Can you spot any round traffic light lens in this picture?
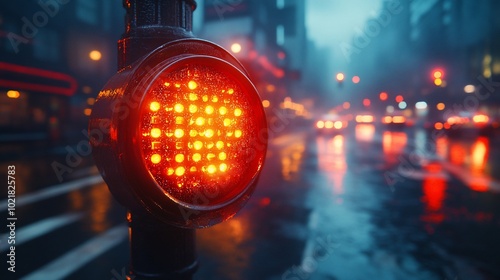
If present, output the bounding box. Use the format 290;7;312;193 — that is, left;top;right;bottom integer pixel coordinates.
140;59;265;207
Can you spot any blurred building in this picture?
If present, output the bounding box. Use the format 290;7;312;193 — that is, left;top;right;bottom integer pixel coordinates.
0;0;122;142
199;0;308;110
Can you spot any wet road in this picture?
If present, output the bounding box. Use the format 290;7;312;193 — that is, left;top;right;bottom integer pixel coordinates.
1;124;500;279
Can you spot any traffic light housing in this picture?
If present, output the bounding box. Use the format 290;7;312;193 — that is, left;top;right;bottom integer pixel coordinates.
89;38;267;228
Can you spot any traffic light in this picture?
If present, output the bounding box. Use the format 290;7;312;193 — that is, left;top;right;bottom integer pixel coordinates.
431;68;445;86
89;39;267;228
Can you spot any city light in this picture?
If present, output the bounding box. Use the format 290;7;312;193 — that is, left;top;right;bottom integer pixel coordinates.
89;50;102;61
336;72;345;82
386;105;395;113
398;101;407;109
434;78;443;86
363;98;371;107
464;85;475;93
343;102;350;110
395;95;404;103
352;76;360;84
230;43;242;54
436;103;446;111
379;92;388;101
6;90;20;99
262;100;270;108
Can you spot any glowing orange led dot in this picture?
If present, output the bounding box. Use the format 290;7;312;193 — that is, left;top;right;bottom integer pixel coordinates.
219;163;228;172
192;153;202;162
164;82;171;87
205;106;214;114
175;83;181;88
219;107;227;115
174;129;184;138
234;130;242;138
167;168;174;175
151;128;162;138
216;141;224;149
175;154;184;163
189;93;198;101
205;129;214;138
190;166;197;172
189;104;198;113
194;141;203;150
176;117;184;124
207;153;216;160
202;95;209;102
207;165;217;174
196;117;205;126
227;88;234;95
175;167;185;176
223;118;231;126
150;102;160;112
189;130;198;137
174;103;184;113
219;152;227;160
151;154;161;164
234;108;242;116
188;80;197;90
207;142;215;149
212;96;218;102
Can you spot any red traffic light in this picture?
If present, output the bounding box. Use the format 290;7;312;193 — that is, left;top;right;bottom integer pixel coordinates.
336;72;345;82
89;39;267;228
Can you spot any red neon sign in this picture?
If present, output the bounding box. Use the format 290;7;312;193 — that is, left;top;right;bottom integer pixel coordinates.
0;61;78;96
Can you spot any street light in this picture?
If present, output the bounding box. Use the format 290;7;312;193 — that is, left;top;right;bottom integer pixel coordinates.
336;72;345;82
230;43;242;54
89;50;102;61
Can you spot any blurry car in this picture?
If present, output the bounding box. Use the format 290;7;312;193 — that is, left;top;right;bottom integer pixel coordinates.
355;113;375;124
382;111;407;129
315;114;348;134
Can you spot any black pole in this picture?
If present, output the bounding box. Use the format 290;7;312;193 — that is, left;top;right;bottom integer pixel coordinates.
128;213;197;279
116;1;199;279
118;0;197;69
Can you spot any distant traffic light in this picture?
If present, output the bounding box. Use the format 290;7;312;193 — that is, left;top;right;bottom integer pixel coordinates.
336;72;345;82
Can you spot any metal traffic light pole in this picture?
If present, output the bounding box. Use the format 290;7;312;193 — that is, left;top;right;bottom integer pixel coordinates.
120;1;198;279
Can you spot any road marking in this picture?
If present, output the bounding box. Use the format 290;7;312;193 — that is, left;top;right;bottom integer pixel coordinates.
21;224;128;280
0;212;84;252
0;175;103;211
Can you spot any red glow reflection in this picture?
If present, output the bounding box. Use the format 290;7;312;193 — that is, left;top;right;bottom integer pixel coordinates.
382;131;407;166
449;142;466;165
421;163;447;225
317;135;347;196
435;137;448;159
469;137;489;192
355;124;375;142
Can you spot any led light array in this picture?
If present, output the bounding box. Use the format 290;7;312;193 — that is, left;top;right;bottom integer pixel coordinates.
140;65;254;201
